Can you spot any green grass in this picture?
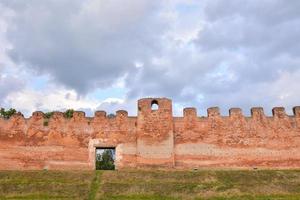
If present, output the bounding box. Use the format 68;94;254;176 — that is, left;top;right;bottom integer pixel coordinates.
88;171;102;200
0;170;93;200
0;170;300;200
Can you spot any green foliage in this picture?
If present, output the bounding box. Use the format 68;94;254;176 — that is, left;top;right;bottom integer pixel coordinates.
44;112;54;119
44;109;74;120
43;121;49;126
96;149;115;170
0;108;17;119
44;111;54;126
64;109;74;119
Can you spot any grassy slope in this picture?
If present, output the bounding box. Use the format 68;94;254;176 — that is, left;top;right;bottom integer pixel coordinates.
0;170;300;200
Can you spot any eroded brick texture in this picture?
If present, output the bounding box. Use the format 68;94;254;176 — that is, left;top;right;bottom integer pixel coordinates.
0;98;300;170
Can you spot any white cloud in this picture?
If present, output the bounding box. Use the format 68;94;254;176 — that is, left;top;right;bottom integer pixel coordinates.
3;86;129;117
4;88;97;115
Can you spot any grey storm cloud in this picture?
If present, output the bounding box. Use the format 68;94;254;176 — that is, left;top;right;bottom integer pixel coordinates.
126;0;300;114
1;0;300;115
1;0;165;93
0;72;24;105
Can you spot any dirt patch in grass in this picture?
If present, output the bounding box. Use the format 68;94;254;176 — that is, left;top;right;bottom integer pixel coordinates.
88;171;102;200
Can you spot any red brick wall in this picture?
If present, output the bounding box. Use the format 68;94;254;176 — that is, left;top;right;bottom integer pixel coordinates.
0;98;299;170
174;106;300;168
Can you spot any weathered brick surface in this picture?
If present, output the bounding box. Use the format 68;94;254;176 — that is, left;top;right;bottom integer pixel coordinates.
1;97;300;170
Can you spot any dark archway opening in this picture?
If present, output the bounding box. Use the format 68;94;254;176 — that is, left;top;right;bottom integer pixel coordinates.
95;147;116;170
151;100;159;110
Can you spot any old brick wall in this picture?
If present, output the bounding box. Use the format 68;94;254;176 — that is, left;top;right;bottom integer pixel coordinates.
174;106;300;168
0;110;137;170
136;98;174;167
0;97;300;170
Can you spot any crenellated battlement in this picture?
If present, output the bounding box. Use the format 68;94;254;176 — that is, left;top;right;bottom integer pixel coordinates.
180;106;300;119
2;106;300;122
251;107;264;118
1;98;300;170
0;110;134;122
294;106;300;117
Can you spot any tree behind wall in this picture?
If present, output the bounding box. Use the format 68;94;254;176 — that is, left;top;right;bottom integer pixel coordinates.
96;149;115;170
0;108;17;119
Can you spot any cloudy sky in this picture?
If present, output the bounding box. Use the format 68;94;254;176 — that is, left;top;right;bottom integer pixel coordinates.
0;0;299;117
